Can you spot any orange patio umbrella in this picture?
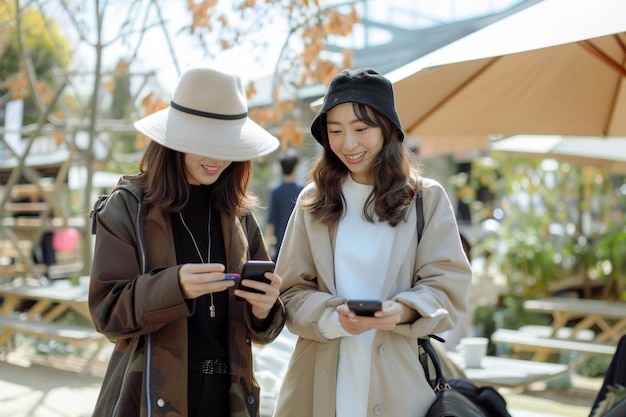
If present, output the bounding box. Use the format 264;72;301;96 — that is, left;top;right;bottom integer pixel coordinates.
386;0;626;145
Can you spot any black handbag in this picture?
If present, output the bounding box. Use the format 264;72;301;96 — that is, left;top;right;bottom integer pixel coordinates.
418;337;487;417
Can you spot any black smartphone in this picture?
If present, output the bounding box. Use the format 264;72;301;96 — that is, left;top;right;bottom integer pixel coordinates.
347;299;382;317
235;260;275;300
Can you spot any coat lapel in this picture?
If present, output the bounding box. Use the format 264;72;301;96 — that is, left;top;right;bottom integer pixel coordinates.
380;205;416;297
309;219;337;294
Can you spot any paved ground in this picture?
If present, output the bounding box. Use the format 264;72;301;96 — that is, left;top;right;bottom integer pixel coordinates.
0;360;101;417
0;338;601;417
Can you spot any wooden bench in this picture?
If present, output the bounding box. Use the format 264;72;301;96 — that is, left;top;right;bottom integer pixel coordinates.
446;350;570;389
491;328;616;356
0;315;104;347
0;315;108;374
515;324;595;341
0;238;44;280
0;279;109;374
3;201;50;215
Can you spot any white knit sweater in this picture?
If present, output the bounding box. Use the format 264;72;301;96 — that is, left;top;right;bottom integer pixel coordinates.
318;175;395;417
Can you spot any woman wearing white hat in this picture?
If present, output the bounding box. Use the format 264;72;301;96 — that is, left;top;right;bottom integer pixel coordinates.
89;67;284;417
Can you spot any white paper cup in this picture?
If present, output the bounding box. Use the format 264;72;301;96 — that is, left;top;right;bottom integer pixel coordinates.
459;337;488;368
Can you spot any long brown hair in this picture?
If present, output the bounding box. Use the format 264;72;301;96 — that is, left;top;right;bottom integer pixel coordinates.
131;141;257;215
302;102;420;227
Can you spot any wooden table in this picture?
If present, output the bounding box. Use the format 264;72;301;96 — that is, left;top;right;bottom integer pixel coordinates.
0;278;92;323
446;351;569;388
524;297;626;344
0;278;107;373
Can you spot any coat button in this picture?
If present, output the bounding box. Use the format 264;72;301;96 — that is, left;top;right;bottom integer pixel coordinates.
374;404;384;415
247;395;255;404
378;345;388;355
156;398;165;408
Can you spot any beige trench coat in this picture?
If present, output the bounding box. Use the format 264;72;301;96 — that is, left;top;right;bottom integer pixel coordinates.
273;177;472;417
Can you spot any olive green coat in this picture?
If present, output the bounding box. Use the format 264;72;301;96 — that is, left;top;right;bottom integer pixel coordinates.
89;177;284;417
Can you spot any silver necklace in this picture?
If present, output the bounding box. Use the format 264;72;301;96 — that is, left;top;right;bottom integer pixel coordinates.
179;209;216;318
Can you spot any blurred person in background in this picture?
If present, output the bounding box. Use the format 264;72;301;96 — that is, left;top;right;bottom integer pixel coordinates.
266;149;303;261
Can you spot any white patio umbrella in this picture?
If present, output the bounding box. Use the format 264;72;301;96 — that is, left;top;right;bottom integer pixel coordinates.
386;0;626;141
490;135;626;173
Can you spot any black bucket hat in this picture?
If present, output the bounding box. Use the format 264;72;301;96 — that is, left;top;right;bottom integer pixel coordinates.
310;68;404;144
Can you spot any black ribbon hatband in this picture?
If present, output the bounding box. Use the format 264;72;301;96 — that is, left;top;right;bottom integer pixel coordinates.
170;101;247;120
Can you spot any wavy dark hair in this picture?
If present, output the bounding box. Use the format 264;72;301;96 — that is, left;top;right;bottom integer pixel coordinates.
130;141;257;215
302;102;420;227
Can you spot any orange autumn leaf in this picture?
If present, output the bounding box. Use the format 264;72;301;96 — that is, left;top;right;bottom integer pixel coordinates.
258;107;280;124
7;71;30;99
140;92;168;116
324;9;358;37
35;81;54;104
51;110;65;122
279;120;303;149
187;0;217;34
342;49;354;69
102;77;115;92
246;82;257;100
317;60;339;85
265;108;281;124
135;133;151;151
53;132;65;147
114;59;129;76
248;108;263;125
276;100;295;113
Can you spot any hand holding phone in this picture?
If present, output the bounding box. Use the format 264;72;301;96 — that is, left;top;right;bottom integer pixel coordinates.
347;299;382;317
235;260;275;301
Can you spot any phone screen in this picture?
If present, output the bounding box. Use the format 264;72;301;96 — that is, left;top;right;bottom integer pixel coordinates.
347;299;382;317
235;260;275;300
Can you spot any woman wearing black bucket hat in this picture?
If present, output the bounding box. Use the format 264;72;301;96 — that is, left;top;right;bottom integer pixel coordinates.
273;68;472;417
89;67;284;417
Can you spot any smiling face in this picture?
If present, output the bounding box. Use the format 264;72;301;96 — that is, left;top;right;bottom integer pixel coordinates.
326;102;384;184
184;153;232;185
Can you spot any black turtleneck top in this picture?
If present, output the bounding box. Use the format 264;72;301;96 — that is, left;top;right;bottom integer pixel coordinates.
170;184;229;361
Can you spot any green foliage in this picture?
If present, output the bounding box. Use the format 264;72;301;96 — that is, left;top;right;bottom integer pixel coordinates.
0;3;72;124
472;296;548;343
460;155;626;302
591;224;626;299
0;3;72;81
576;354;612;378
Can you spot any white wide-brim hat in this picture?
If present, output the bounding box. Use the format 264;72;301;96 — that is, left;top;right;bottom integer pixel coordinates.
134;67;279;161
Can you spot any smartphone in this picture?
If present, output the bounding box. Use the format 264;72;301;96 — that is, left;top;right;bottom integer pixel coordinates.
235;260;275;300
347;299;382;317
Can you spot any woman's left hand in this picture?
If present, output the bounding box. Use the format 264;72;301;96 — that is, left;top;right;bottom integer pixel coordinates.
235;271;281;320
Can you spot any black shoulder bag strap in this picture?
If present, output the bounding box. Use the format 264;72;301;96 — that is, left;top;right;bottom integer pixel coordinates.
414;188;447;384
415;190;431;380
415;191;424;242
419;337;450;391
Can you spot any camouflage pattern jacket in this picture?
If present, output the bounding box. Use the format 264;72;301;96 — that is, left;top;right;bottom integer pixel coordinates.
89;177;284;417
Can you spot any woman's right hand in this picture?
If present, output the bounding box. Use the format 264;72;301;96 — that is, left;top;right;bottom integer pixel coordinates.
178;263;236;299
